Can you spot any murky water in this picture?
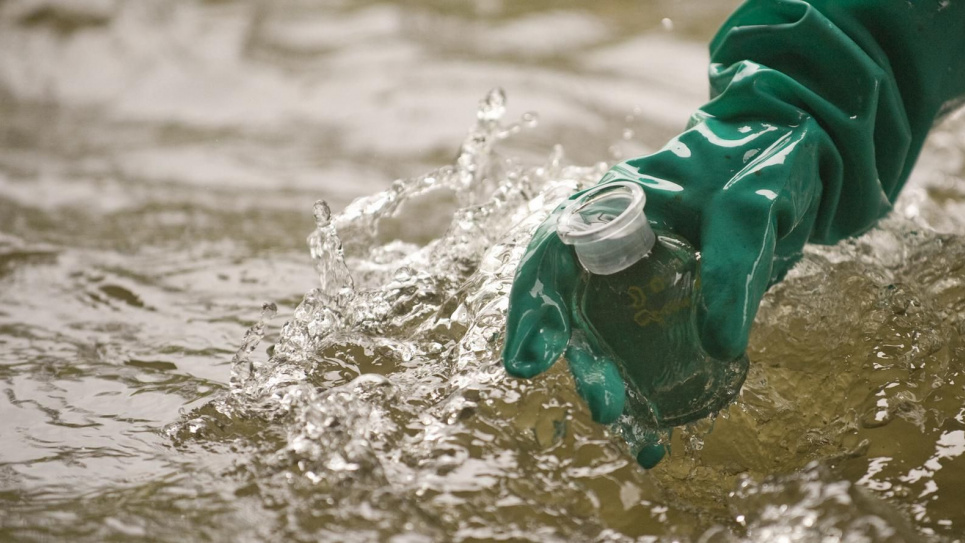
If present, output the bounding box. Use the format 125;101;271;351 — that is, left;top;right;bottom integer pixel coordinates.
2;1;965;542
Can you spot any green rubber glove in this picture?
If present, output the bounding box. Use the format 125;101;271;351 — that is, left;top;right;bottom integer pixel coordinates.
503;0;965;446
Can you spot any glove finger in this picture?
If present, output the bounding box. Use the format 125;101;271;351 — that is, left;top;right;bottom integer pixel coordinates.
503;214;580;379
636;441;668;469
564;330;626;424
695;197;778;361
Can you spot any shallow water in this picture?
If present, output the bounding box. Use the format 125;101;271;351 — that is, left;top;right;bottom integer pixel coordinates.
2;1;965;542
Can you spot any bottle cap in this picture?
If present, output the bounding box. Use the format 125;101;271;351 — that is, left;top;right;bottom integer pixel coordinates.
557;181;655;275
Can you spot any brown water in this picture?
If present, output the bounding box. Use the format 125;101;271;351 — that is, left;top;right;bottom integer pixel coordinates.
2;1;965;542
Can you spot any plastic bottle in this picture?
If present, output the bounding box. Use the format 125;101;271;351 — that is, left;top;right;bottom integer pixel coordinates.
557;180;749;467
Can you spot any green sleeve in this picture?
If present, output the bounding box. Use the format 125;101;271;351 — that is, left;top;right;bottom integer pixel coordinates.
706;0;965;243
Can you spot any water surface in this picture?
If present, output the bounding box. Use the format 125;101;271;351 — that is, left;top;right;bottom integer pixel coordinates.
2;1;964;541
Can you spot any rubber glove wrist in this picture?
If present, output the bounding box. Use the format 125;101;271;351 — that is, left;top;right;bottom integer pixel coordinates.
710;0;965;242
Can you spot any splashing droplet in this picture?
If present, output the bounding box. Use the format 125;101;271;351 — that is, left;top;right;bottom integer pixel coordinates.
549;144;565;169
521;111;539;128
314;200;332;228
229;302;278;396
309;200;355;296
478;88;507;122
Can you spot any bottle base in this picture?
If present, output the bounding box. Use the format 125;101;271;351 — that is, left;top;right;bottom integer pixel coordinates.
650;352;750;428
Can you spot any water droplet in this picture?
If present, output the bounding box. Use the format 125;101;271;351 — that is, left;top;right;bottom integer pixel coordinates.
549;144;565;168
499;123;523;138
314;200;332;228
477;87;507;122
521;111;539;127
393;266;414;283
622;128;635;140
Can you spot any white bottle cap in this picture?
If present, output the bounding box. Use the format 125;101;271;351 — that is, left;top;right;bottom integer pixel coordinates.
556;181;655;275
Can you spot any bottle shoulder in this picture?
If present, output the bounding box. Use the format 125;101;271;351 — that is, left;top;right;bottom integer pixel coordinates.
653;231;696;262
581;229;697;303
632;230;697;277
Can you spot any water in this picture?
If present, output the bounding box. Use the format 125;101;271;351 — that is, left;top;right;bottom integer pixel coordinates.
2;1;965;541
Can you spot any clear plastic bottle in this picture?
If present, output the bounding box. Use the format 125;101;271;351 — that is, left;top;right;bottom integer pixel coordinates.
557;181;749;465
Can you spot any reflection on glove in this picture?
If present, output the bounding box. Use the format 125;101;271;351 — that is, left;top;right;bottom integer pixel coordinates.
503;0;965;468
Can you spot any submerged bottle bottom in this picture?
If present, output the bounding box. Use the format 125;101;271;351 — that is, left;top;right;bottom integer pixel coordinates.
645;351;749;428
609;352;748;469
574;233;751;467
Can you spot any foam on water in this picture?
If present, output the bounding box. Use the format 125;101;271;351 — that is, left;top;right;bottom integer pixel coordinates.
168;92;965;542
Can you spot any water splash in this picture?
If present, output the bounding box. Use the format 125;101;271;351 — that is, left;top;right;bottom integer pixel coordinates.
310;200;354;297
167;92;965;541
230;302;278;397
168;90;649;541
710;463;920;543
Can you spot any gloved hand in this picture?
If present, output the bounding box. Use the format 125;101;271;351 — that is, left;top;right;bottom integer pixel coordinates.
503;116;828;426
503;0;965;454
